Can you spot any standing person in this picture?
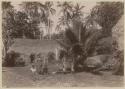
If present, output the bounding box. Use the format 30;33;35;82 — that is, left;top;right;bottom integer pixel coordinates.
30;64;37;81
55;47;59;61
35;53;43;74
30;53;35;63
42;56;48;75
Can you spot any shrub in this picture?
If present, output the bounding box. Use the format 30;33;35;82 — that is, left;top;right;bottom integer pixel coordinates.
96;37;113;54
3;50;20;67
15;55;25;67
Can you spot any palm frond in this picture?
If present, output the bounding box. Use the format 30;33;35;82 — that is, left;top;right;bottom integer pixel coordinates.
45;1;53;8
84;30;102;56
55;25;61;31
79;6;85;10
50;8;56;15
55;39;70;50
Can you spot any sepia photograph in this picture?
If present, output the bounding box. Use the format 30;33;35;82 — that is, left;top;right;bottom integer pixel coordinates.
1;0;124;87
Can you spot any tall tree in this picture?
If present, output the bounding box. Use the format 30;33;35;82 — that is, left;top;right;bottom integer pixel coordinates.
2;2;15;61
57;2;85;41
44;1;56;39
91;2;124;36
21;2;45;23
21;1;56;39
72;3;85;42
13;11;29;38
72;3;84;20
20;2;46;38
57;1;73;28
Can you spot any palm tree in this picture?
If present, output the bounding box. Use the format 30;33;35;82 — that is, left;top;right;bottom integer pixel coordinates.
22;1;56;39
91;2;124;36
57;1;73;28
56;2;85;72
21;2;46;22
44;1;56;39
56;2;85;42
72;3;85;42
55;1;74;41
20;2;46;39
2;1;14;64
55;2;104;72
72;3;84;19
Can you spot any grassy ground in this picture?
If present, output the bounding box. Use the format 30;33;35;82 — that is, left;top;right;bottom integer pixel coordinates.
3;39;124;87
2;66;124;87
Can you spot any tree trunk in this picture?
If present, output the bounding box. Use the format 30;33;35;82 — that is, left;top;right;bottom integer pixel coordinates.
49;27;51;40
33;31;35;39
40;32;41;40
22;30;25;39
2;45;6;60
79;26;81;42
2;43;8;65
48;19;51;40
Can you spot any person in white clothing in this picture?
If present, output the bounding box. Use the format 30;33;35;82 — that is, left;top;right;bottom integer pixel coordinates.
30;64;37;81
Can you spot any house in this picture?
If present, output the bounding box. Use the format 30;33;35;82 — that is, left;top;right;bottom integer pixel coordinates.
8;38;61;64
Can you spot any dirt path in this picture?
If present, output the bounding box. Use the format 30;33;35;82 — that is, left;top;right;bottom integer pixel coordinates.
2;67;124;87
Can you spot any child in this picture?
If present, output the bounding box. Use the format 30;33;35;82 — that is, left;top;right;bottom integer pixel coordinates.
35;53;43;74
42;56;48;75
30;64;37;81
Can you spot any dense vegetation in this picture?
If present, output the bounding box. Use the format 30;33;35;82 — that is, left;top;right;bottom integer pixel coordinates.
2;1;124;75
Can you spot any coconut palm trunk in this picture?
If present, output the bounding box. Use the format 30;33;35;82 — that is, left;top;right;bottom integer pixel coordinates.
2;44;7;60
48;19;51;39
79;26;81;42
33;31;35;39
40;32;42;40
22;30;25;38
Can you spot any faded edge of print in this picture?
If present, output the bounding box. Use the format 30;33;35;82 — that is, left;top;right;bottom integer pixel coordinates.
1;0;124;88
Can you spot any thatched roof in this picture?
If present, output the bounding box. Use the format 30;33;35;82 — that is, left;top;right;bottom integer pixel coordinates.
8;39;60;55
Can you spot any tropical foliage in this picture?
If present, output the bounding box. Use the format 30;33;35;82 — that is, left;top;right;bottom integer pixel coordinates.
91;2;124;36
2;2;15;61
56;2;124;73
2;1;124;75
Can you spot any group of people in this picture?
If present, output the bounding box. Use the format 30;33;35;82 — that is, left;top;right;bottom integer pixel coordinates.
29;45;87;81
30;53;49;81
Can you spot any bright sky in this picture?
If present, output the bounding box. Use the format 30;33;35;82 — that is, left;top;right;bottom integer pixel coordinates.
11;1;97;35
